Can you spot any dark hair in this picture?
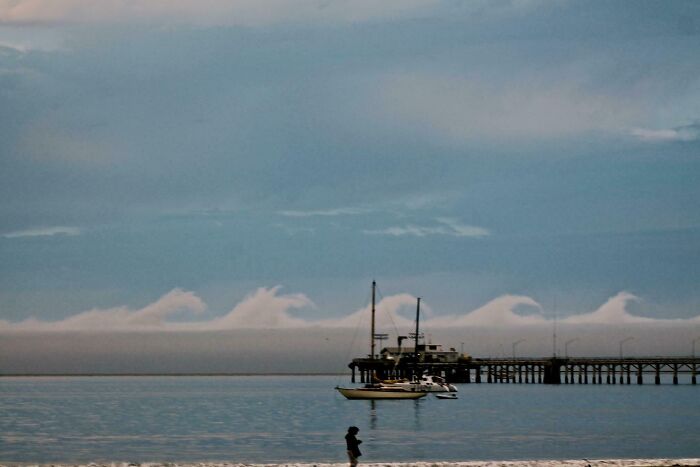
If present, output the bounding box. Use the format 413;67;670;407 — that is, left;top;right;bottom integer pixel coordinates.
347;426;359;434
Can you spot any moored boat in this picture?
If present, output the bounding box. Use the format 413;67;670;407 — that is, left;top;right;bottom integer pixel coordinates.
335;281;429;400
336;384;428;400
377;297;459;393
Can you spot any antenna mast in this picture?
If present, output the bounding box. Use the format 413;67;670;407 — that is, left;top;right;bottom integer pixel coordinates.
370;280;376;360
552;297;558;357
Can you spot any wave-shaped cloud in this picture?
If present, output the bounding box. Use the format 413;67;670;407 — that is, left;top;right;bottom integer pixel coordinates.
431;295;545;327
1;286;698;333
0;288;205;332
562;292;654;325
202;286;313;330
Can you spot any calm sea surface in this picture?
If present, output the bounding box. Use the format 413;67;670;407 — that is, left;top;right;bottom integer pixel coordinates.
1;375;699;463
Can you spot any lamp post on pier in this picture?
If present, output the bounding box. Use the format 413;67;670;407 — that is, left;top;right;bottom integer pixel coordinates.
619;337;634;359
692;337;700;358
512;339;526;359
565;338;579;358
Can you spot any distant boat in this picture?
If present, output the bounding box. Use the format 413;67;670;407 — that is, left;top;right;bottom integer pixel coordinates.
335;281;428;400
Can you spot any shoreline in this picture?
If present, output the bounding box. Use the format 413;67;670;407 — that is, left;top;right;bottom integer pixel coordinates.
3;460;700;467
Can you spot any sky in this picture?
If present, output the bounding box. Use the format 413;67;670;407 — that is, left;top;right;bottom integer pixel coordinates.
1;0;700;373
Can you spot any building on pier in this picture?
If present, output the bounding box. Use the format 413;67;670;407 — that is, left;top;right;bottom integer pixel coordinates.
380;344;461;363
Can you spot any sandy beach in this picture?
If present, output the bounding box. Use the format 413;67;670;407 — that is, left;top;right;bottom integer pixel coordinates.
3;461;700;467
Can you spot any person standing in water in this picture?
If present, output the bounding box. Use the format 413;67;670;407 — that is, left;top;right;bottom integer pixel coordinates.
345;426;362;466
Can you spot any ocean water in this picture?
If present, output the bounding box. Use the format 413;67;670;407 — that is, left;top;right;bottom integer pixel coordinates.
1;375;699;464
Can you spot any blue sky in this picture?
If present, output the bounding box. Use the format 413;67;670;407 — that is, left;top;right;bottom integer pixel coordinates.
1;1;700;370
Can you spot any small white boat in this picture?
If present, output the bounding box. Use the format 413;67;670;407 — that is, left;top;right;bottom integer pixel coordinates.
379;374;457;392
336;385;428;400
435;392;458;400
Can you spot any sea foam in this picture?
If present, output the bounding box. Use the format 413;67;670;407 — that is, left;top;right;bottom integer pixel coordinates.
3;460;700;467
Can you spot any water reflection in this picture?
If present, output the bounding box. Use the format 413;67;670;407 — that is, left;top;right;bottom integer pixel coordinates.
413;398;422;431
369;400;377;430
365;398;424;432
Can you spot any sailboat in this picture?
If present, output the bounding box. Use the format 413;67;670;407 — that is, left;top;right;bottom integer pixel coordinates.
335;282;428;400
377;297;458;393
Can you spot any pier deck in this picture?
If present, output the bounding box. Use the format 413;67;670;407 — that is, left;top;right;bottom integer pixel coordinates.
349;356;700;385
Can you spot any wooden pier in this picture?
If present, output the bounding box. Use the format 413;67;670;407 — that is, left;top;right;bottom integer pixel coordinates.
349;356;700;385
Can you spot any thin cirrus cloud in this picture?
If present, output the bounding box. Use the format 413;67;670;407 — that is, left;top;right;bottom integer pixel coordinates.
279;207;372;218
362;71;646;144
630;123;700;143
2;226;81;238
0;0;437;26
364;218;490;238
2;287;698;333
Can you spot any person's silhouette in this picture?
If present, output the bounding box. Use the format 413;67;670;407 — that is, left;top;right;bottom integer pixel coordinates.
345;426;362;466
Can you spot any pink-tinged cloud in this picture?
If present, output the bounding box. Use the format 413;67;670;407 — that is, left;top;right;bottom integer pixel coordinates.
0;0;437;26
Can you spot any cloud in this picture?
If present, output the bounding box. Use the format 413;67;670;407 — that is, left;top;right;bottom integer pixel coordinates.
2;226;81;238
205;286;314;329
631;123;700;143
279;207;371;218
364;218;489;238
431;295;545;327
363;71;645;144
0;0;437;26
2;287;699;334
561;292;656;325
318;293;419;329
1;288;206;331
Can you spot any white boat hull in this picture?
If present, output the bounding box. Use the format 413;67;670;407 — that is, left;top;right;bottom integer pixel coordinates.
379;375;458;393
336;386;428;400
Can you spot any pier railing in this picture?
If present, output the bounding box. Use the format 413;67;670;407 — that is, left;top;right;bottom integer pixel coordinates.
348;356;700;385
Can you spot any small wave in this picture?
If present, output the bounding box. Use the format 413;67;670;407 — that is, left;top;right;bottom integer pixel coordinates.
2;460;700;467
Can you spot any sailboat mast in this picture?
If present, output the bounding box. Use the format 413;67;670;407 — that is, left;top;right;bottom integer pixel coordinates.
370;280;376;360
414;297;421;374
